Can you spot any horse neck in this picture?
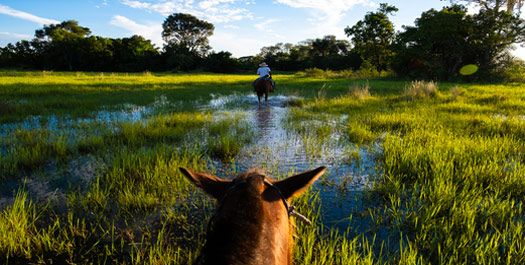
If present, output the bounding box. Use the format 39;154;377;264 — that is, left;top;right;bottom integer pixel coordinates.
199;192;292;265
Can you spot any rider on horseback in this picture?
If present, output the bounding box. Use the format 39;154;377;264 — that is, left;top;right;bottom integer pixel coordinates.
253;62;275;92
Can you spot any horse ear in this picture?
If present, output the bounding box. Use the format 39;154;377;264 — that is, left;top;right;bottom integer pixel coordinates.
179;168;231;200
274;166;327;199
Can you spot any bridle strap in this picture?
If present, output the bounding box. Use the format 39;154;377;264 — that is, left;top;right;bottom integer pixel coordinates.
263;180;312;225
263;180;291;217
207;178;312;235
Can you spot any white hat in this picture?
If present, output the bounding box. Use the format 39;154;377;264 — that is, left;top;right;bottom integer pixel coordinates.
259;62;268;67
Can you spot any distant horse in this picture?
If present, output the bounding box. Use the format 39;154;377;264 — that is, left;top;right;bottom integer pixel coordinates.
253;78;274;106
179;166;327;265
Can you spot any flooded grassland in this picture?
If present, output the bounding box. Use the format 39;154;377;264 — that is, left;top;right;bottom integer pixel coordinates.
1;71;525;264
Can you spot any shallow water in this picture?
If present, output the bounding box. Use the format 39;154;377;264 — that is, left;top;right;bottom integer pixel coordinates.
1;93;378;231
0;95;176;138
203;94;377;230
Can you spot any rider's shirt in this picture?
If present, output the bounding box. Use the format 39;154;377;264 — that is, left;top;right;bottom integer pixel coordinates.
257;66;271;78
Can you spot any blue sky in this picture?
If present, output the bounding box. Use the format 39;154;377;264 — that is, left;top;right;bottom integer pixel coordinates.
1;0;524;58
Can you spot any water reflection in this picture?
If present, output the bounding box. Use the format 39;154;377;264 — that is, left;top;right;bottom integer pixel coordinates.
256;107;272;134
0;95;179;138
206;94;377;231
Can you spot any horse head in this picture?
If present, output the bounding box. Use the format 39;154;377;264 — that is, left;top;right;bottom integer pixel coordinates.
179;166;327;265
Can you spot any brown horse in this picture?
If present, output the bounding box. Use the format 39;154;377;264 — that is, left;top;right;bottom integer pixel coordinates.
253;78;274;106
179;166;327;265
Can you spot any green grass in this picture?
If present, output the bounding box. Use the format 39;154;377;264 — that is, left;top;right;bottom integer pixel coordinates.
0;70;426;123
1;70;525;264
206;111;254;161
288;78;525;263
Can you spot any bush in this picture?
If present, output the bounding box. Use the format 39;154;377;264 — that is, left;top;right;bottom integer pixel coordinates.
501;58;525;83
302;67;326;78
297;67;391;79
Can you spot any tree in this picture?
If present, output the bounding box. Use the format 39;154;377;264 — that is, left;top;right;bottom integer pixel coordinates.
451;0;523;13
254;36;359;71
1;20;163;71
203;51;240;73
392;3;525;80
451;0;525;72
112;35;159;71
392;5;473;79
35;20;91;41
257;42;301;70
471;8;525;73
237;56;263;71
162;13;214;57
308;35;349;57
34;20;92;70
0;41;36;68
345;3;398;75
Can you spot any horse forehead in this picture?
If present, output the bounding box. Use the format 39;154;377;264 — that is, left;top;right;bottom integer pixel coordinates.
230;170;276;194
234;170;272;181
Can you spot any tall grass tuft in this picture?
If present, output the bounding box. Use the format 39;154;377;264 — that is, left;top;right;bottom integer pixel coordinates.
404;80;438;100
207;112;253;161
347;121;375;144
0;190;37;259
449;86;463;101
0;190;73;262
348;82;371;100
1;129;69;179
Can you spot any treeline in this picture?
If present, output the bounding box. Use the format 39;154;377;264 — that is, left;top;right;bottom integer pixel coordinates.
0;21;161;72
263;1;525;81
246;36;362;72
0;16;361;73
1;0;525;81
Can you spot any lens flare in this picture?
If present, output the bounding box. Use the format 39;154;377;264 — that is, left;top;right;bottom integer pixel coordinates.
459;64;478;75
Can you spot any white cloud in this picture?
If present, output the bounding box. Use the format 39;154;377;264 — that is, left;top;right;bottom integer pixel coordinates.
122;0;154;9
97;0;109;8
275;0;374;37
199;0;236;9
254;18;281;32
0;4;59;25
512;45;525;60
224;25;240;29
110;15;163;47
465;2;481;15
120;0;252;23
121;0;181;16
276;0;370;11
0;32;31;39
209;31;272;57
